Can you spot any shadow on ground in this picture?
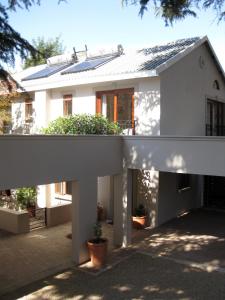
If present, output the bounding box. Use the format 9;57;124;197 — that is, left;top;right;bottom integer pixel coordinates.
3;252;225;300
133;209;225;270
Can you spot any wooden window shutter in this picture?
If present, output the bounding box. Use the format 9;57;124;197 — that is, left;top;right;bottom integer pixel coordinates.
96;93;102;114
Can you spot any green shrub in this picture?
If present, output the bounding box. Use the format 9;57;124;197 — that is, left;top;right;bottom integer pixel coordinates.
42;114;122;135
16;187;37;209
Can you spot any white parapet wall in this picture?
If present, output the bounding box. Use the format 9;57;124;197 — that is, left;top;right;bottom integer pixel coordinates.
0;208;29;234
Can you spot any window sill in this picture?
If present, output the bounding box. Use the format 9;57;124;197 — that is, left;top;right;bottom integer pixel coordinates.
55;194;72;201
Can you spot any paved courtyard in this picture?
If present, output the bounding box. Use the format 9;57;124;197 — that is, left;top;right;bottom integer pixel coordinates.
3;252;225;300
1;209;225;299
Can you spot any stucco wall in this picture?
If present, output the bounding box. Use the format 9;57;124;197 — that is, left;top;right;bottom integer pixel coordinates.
0;208;29;234
12;99;26;133
46;203;72;227
134;77;160;135
160;43;225;136
12;77;160;136
0;135;122;190
134;169;159;227
158;172;201;225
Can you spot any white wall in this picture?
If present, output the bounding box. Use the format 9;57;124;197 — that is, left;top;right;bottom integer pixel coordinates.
0;135;122;190
134;77;160;135
160;43;225;136
11;99;25;133
158;172;201;225
134;169;159;227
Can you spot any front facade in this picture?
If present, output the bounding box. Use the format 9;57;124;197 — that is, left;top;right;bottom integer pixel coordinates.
10;36;225;228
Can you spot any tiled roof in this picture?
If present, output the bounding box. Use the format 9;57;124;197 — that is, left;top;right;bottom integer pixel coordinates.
13;37;201;87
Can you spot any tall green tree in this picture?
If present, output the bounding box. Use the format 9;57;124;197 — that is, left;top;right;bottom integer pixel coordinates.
23;36;65;69
123;0;225;25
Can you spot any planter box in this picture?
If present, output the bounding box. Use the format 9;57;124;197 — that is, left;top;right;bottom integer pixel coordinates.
0;207;29;234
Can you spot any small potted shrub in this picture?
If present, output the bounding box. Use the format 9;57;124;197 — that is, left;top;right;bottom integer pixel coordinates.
16;187;37;217
87;222;108;268
132;204;147;229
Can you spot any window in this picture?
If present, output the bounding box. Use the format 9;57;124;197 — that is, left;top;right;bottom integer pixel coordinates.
55;181;72;196
213;80;220;90
25;99;33;122
63;94;72;116
177;174;191;192
96;88;134;132
206;99;225;136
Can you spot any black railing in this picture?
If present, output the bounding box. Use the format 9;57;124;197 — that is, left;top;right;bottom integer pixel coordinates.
206;124;225;136
29;207;47;230
117;120;136;135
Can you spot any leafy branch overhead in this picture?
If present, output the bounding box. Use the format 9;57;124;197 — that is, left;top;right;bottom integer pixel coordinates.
123;0;225;24
0;0;65;79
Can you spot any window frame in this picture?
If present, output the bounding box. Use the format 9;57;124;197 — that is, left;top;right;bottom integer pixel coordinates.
25;98;33;122
96;88;134;126
63;94;73;116
55;181;72;196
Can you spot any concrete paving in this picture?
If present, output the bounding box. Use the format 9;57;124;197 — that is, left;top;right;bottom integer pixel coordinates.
2;209;225;299
0;223;73;296
133;209;225;271
3;252;225;300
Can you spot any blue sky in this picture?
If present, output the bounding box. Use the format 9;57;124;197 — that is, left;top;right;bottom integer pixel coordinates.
7;0;225;69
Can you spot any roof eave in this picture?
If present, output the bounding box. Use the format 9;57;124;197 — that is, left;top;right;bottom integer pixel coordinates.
17;70;158;92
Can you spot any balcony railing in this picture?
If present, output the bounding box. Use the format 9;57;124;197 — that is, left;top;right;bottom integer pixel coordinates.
117;120;136;135
206;124;225;136
2;120;136;135
2;123;33;135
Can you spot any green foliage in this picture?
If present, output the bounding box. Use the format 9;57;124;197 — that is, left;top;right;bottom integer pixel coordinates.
93;222;102;241
42;114;122;135
0;1;64;81
23;36;65;69
16;187;37;209
134;204;146;217
123;0;225;24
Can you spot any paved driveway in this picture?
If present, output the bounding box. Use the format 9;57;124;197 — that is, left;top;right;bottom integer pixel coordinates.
3;252;225;300
2;209;225;298
133;209;225;271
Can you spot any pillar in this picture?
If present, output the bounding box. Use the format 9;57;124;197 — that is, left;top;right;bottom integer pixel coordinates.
71;177;97;264
113;168;132;247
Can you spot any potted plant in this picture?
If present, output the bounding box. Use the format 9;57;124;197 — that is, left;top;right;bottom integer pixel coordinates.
87;222;108;268
132;204;147;229
16;187;37;217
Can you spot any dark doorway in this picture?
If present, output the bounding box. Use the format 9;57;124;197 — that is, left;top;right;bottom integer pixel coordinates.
204;176;225;209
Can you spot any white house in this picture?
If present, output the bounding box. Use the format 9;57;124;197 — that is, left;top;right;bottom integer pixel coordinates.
10;35;225;231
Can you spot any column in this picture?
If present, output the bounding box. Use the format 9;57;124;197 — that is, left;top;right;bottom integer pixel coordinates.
33;90;49;132
113;168;132;247
71;177;97;264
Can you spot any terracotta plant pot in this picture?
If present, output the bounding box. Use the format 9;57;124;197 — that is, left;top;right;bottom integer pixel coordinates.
87;238;108;268
132;215;147;229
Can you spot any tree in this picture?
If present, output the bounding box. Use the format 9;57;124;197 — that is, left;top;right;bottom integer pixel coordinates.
42;114;122;135
123;0;225;25
0;1;64;79
23;36;65;69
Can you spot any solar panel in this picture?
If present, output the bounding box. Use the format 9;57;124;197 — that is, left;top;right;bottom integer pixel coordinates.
61;56;116;75
22;63;71;81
